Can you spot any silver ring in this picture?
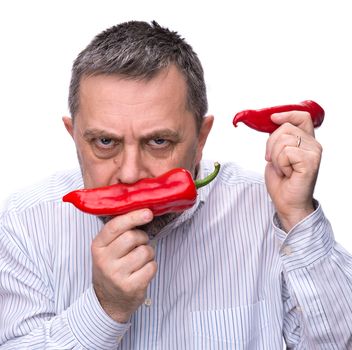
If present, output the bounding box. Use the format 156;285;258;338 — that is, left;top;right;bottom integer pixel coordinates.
296;135;302;148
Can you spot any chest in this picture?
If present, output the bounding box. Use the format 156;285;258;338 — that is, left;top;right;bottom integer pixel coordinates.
120;217;283;349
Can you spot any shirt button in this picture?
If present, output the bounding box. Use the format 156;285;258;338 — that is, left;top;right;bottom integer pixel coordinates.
282;246;292;256
144;298;152;307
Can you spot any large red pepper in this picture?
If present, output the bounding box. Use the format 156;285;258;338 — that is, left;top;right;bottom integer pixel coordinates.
232;100;325;133
63;162;220;217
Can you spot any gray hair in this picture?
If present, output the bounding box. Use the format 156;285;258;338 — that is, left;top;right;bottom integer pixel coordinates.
68;20;208;131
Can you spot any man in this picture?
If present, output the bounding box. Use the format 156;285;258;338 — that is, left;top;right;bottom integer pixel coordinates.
1;20;351;349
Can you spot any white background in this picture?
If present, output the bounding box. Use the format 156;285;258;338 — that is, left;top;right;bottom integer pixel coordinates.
0;1;351;250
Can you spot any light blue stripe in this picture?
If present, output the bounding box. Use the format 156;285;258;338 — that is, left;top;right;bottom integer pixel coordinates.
1;160;352;348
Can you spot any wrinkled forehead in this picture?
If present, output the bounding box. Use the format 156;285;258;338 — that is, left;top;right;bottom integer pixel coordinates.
73;67;197;137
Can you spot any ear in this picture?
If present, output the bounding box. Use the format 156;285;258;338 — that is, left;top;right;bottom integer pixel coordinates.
62;116;74;138
195;115;214;164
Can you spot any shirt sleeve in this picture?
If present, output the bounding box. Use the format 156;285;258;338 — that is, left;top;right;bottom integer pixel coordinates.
0;216;130;349
274;203;352;347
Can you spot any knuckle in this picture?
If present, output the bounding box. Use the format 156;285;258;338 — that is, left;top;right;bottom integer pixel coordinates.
137;244;155;260
149;260;158;273
103;218;120;235
317;142;323;154
301;111;311;119
107;211;142;234
137;262;158;290
145;261;158;278
304;155;320;173
94;257;114;281
280;122;292;131
277;134;292;149
123;230;138;245
135;229;149;241
124;229;148;247
91;246;105;266
93;257;106;273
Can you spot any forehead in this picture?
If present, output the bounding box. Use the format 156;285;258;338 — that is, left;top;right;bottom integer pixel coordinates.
75;66;196;135
79;66;187;110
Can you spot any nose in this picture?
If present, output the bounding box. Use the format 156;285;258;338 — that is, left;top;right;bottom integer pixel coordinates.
115;146;148;184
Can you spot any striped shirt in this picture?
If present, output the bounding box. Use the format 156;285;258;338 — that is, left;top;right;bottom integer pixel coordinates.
1;160;352;349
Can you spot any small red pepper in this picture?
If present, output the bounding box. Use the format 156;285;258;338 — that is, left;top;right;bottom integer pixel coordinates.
232;100;325;133
63;162;220;217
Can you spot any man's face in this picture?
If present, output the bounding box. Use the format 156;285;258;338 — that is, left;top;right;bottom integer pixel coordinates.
64;65;213;193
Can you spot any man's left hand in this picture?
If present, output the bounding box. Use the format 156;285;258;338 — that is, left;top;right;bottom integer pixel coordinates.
264;111;323;232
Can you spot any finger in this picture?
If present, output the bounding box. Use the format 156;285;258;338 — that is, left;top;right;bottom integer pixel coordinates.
276;146;301;178
92;232;153;282
109;229;150;259
127;260;158;290
270;110;315;135
266;132;298;162
268;146;304;179
267;133;307;177
266;124;317;162
94;209;153;247
121;244;156;274
272;138;321;179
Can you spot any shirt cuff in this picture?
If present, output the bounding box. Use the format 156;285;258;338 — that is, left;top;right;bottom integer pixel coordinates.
65;285;130;349
273;201;334;272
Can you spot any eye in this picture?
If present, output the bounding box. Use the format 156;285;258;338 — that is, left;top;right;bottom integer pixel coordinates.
90;137;121;159
148;138;170;148
95;137;115;149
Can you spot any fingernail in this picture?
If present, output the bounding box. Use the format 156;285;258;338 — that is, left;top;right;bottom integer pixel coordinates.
143;209;153;221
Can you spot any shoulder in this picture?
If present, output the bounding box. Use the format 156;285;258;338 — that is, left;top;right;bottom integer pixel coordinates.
201;159;265;187
198;160;269;208
1;169;83;215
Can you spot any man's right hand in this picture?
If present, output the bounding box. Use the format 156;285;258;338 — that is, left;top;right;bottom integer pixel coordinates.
91;209;157;323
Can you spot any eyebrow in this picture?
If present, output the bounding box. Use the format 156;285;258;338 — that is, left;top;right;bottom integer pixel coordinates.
141;129;180;141
83;129;117;138
82;129;123;141
82;128;180;141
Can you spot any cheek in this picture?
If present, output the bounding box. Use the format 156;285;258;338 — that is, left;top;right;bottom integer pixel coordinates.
76;144;116;188
160;141;198;174
181;140;198;166
82;161;118;188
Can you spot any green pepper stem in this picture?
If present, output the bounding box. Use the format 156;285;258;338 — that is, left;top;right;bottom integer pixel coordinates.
195;162;220;189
